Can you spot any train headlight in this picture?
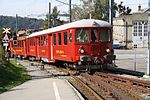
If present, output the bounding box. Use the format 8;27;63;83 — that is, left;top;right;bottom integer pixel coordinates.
106;48;110;53
79;46;85;54
80;49;84;54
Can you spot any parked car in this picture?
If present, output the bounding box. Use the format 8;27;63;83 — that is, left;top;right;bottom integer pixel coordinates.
113;40;120;49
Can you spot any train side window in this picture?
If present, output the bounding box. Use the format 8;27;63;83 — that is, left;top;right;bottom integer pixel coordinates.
43;35;48;46
69;32;72;42
58;33;61;45
64;32;67;45
22;41;24;47
38;37;40;46
41;36;43;46
33;38;35;46
53;34;56;45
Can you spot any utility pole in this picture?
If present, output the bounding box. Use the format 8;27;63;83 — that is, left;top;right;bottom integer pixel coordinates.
15;14;18;36
14;14;18;62
109;0;114;26
48;2;51;28
147;0;150;76
69;0;71;22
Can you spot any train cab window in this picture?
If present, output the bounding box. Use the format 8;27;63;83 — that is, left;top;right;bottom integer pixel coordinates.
64;32;67;45
91;29;98;43
76;28;89;43
100;29;111;41
58;33;61;45
53;34;56;45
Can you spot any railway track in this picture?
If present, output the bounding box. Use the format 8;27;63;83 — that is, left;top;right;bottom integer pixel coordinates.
22;60;150;99
81;72;150;100
68;76;103;100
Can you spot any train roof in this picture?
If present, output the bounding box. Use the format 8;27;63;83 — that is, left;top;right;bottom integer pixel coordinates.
28;19;111;38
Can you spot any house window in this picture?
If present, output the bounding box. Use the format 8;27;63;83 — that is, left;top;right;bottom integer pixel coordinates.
133;21;148;37
138;22;142;36
133;22;138;36
144;22;148;36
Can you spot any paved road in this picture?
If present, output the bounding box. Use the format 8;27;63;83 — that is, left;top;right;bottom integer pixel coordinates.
0;60;82;100
114;48;148;74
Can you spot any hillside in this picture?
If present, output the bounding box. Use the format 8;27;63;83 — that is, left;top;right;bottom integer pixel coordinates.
0;15;44;32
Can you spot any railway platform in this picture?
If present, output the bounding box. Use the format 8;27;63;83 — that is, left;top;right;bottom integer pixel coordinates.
0;60;83;100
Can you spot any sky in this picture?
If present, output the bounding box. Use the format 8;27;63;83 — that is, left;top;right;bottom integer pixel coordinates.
0;0;148;19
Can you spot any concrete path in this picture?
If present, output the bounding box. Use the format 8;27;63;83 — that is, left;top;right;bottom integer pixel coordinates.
0;60;82;100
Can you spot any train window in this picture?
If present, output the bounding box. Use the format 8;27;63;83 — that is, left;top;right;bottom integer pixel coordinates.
53;34;56;45
21;41;22;47
91;29;98;43
33;38;35;46
41;36;43;46
22;41;23;47
38;37;40;46
76;28;89;43
69;30;72;42
58;33;61;45
64;32;67;45
44;36;48;45
69;32;72;42
100;29;111;41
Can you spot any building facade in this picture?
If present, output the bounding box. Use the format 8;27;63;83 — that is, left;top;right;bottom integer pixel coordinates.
113;6;148;48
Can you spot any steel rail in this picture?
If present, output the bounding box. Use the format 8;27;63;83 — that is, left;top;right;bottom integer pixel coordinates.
68;76;103;100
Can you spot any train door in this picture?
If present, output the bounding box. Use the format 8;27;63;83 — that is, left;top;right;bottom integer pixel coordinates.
48;34;54;61
36;37;40;58
23;40;26;57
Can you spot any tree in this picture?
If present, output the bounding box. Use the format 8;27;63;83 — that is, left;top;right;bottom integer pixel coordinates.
43;6;64;29
71;0;118;21
118;2;132;15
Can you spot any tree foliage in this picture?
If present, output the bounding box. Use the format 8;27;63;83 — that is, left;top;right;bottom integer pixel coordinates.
0;16;44;33
72;0;118;21
43;6;64;29
118;2;132;16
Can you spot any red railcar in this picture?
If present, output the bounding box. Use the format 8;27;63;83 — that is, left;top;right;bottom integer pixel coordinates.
9;37;27;58
10;19;116;71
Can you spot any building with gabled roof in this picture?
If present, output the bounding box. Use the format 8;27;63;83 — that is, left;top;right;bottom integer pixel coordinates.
113;5;148;48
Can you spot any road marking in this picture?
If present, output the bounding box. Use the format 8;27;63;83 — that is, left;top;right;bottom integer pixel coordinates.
53;81;61;100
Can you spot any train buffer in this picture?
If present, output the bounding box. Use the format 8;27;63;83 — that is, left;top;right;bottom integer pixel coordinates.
30;62;44;69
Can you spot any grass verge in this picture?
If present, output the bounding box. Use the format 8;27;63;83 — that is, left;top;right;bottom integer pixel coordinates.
0;60;31;93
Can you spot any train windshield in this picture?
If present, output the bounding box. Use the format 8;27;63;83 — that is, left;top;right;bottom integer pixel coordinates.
76;28;89;43
100;29;111;41
91;29;98;43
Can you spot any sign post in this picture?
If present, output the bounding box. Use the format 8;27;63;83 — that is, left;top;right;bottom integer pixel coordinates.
134;44;137;71
2;28;11;62
147;0;150;76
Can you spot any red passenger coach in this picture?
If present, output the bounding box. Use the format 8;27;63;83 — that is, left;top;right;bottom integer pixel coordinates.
10;19;116;71
9;37;27;58
28;19;116;71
